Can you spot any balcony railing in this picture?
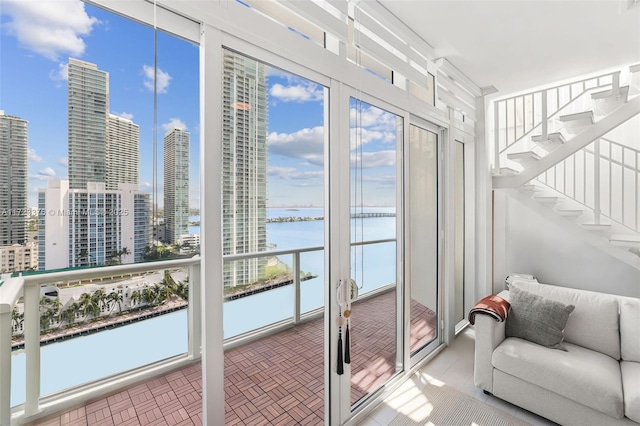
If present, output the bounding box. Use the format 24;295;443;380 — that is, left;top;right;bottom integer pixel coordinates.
1;238;395;425
0;257;201;426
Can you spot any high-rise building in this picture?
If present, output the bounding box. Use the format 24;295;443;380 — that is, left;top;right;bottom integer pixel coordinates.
68;58;109;190
221;51;268;287
0;243;38;273
38;180;150;270
163;129;190;244
107;114;139;190
0;110;28;246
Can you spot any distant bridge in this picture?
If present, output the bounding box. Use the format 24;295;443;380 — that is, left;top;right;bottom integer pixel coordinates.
267;212;395;223
350;212;396;218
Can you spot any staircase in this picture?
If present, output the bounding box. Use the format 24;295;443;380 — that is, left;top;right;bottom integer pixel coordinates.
491;64;640;270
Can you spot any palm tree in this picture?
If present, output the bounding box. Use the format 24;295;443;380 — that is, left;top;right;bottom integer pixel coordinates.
108;292;123;315
79;292;99;321
120;247;131;261
130;290;141;308
92;289;107;314
141;287;157;305
11;307;24;333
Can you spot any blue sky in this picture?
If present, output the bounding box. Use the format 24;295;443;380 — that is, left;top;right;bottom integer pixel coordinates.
0;0;398;209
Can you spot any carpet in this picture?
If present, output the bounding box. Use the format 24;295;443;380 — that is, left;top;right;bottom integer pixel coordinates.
388;383;532;426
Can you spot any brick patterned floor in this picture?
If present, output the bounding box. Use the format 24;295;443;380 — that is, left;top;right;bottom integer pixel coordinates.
33;289;435;426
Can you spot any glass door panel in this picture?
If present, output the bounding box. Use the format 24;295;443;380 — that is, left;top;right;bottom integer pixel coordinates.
221;49;327;424
349;98;402;407
408;125;439;357
454;141;466;324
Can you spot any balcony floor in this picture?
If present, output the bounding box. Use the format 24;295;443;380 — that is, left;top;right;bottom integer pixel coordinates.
32;289;436;426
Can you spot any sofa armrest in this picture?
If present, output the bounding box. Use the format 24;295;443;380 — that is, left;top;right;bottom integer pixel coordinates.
473;290;509;393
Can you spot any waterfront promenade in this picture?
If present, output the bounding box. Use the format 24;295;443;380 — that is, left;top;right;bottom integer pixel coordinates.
11;297;188;350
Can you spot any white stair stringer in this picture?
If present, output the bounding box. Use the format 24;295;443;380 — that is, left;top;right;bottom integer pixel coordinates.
494;95;640;189
503;188;640;272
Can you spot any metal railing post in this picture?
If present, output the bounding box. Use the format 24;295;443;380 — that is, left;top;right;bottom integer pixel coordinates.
612;71;620;97
541;90;548;140
0;309;11;426
293;252;301;324
24;283;41;417
494;101;500;169
188;261;202;359
594;139;601;225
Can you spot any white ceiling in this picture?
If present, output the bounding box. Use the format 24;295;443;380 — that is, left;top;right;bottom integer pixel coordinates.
379;0;640;96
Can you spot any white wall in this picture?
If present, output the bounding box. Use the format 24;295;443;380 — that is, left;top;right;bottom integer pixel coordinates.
496;195;640;298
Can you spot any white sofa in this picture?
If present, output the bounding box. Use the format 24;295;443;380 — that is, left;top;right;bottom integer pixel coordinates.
474;281;640;425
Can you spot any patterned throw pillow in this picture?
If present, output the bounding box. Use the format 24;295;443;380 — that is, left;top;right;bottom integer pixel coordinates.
506;286;576;351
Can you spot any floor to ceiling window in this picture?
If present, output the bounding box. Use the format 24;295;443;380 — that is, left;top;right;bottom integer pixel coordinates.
408;123;441;363
348;97;403;407
221;48;328;425
1;0;199;407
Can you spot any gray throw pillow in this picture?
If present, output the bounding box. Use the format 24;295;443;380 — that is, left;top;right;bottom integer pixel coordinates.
506;286;575;351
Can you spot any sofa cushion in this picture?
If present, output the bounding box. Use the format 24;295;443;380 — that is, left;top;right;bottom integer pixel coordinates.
505;286;575;350
492;337;624;419
620;298;640;362
511;281;620;359
621;361;640;423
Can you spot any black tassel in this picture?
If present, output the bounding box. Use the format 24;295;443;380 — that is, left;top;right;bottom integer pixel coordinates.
344;323;350;364
337;329;344;375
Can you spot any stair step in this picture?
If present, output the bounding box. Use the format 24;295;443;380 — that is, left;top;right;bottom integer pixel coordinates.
559;111;594;135
518;184;543;193
507;151;542;167
492;167;519;176
531;132;566;153
610;234;640;249
592;86;629;116
555;209;584;218
532;196;560;205
581;223;612;235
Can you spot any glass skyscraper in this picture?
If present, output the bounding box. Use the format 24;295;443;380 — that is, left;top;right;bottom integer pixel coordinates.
0;110;28;246
222;51;268;288
163;128;190;244
67;58;109;190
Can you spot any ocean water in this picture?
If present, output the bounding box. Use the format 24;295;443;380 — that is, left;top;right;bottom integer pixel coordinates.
11;208;397;407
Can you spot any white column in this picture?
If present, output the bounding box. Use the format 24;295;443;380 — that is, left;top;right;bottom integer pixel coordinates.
0;310;11;426
24;283;40;416
200;23;225;425
292;252;301;324
188;260;202;359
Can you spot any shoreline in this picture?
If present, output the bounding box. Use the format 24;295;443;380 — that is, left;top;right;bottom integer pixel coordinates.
11;299;187;350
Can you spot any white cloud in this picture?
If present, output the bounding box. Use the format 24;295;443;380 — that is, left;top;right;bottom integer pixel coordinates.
49;62;68;84
143;65;172;94
2;0;98;61
351;150;396;168
38;167;56;177
350;105;398;134
161;118;187;133
270;82;323;103
267;126;324;166
112;111;134;120
58;157;68;167
350;128;396;148
268;167;323;181
28;148;43;163
141;182;153;190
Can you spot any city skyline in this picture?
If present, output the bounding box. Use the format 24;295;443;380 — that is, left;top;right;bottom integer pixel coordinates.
0;0;399;211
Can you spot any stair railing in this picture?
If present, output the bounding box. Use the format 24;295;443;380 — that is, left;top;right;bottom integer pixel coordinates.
493;71;621;170
535;137;640;234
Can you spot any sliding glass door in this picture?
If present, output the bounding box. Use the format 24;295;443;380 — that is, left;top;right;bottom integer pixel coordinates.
408;123;441;363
